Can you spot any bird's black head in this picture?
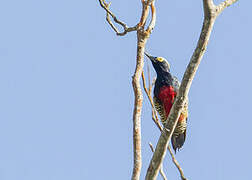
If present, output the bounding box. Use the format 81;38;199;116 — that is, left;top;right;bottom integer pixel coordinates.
144;52;170;75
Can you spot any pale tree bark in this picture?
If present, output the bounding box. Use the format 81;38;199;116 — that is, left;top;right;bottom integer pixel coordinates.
149;143;167;180
145;0;238;179
99;0;156;179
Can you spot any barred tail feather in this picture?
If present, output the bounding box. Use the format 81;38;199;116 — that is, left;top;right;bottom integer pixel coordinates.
171;130;186;153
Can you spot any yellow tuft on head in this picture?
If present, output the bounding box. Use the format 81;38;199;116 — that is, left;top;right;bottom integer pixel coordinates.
156;57;165;62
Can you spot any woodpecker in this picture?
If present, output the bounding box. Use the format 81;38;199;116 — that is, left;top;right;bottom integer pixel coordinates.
145;52;188;153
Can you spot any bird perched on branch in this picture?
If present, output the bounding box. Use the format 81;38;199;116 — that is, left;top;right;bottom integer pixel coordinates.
145;52;188;153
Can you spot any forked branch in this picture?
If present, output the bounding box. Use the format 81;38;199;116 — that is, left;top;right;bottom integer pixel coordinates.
145;0;238;179
99;0;138;36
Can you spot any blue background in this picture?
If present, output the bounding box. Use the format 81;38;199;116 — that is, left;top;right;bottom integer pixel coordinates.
0;0;250;179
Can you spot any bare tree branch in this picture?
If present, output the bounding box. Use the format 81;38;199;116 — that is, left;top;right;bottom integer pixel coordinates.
167;146;187;180
138;0;150;28
145;0;238;179
131;1;157;179
131;42;144;180
146;1;156;34
216;0;238;15
99;0;138;36
142;71;187;180
99;0;157;178
149;143;167;180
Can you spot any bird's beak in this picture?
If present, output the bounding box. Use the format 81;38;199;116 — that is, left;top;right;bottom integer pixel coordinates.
144;52;151;58
144;52;155;62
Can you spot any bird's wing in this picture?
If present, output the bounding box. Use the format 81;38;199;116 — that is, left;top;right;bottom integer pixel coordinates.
153;96;167;124
172;75;188;114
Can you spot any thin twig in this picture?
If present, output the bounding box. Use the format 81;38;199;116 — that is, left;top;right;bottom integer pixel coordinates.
138;1;150;27
167;146;187;180
142;71;187;180
105;3;118;33
149;143;167;180
146;1;156;34
141;72;162;131
145;0;238;179
99;0;138;36
216;0;238;15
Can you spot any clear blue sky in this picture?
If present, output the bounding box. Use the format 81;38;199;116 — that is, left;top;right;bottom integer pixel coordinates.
0;0;250;180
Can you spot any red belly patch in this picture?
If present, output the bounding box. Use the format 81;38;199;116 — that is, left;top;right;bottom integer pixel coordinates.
158;86;177;118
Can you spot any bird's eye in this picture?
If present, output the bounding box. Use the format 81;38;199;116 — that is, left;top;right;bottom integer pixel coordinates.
156;57;164;62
